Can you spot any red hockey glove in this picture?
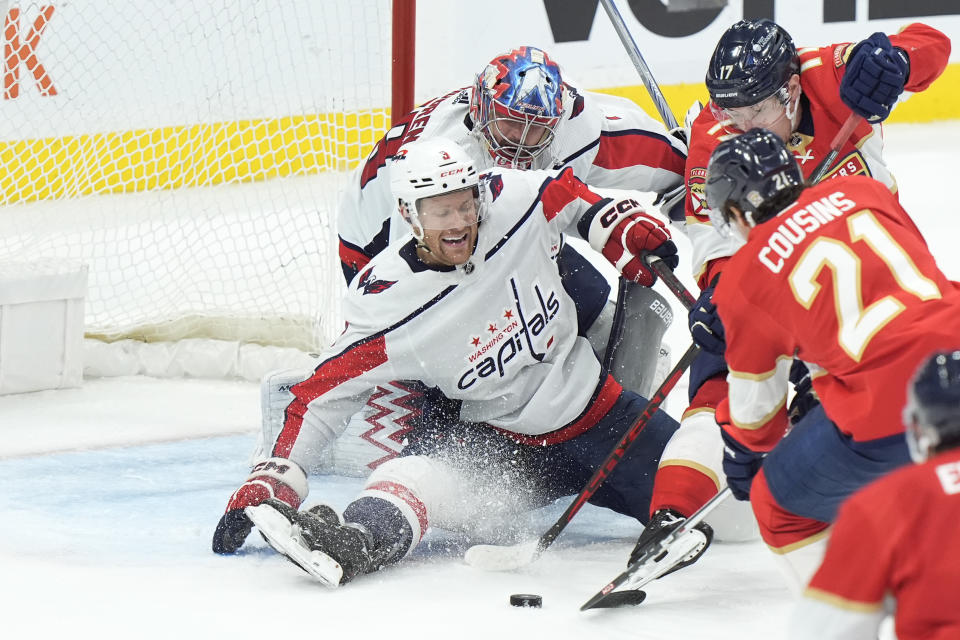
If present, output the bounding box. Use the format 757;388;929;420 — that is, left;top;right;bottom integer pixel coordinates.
587;198;678;286
212;457;309;554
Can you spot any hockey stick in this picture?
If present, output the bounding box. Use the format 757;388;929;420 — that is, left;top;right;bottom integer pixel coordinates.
651;258;696;310
465;261;698;571
809;112;862;184
581;487;733;610
599;0;678;130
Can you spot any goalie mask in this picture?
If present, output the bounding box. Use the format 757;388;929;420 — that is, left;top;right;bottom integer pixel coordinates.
470;46;564;169
903;350;960;463
389;137;484;240
704;128;804;239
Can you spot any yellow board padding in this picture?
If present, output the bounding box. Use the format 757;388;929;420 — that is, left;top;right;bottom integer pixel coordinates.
1;63;956;206
593;61;960;126
0;110;391;205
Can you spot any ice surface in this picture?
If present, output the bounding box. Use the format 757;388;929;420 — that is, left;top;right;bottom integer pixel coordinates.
2;122;957;639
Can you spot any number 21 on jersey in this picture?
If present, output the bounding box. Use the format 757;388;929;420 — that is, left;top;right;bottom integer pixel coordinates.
789;210;941;361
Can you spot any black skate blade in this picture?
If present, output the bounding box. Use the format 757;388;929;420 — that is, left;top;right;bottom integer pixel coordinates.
580;589;646;610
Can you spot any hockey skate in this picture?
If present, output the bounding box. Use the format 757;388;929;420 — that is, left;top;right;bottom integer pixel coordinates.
628;508;714;574
581;488;730;610
246;499;347;587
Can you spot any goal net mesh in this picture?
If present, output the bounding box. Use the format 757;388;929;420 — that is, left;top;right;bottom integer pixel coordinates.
0;0;394;352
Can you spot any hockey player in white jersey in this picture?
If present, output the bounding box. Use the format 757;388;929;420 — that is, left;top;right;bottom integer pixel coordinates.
213;138;710;587
337;45;686;284
316;46;686;479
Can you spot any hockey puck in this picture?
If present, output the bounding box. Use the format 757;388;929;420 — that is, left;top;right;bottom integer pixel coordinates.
509;593;543;608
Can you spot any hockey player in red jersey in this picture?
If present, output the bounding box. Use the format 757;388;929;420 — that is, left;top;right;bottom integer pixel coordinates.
651;18;950;547
703;128;960;588
791;350;960;640
213;138;718;586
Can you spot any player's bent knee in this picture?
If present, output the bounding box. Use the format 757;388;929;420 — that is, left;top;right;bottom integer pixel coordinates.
365;455;451;499
662;410;724;475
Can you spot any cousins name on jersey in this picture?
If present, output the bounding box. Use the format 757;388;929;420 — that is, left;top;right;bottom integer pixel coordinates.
758;190;856;274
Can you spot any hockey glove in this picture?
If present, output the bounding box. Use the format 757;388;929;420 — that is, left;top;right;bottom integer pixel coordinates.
654;183;687;223
787;361;820;427
587;198;678;287
720;429;765;501
688;284;725;355
212;457;309;554
840;32;910;122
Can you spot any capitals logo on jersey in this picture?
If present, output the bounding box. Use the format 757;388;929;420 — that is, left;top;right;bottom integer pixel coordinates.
482;173;504;201
357;268;397;295
457;276;560;390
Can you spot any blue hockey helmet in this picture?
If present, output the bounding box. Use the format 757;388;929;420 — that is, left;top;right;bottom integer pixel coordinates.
470;46;565;168
704;128;804;233
706;19;799;109
904;350;960;463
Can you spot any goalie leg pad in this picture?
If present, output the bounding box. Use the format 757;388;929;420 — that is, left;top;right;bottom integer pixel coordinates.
603;283;673;398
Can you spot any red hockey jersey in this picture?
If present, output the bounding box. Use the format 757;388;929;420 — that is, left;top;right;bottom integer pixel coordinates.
792;447;960;640
714;175;960;451
684;23;950;287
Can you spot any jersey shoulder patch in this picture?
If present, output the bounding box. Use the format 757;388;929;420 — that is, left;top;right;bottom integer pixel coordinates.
357;267;398;295
687;166;708;218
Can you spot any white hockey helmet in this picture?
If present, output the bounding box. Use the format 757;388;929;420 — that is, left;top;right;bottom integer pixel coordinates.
389;137;484;238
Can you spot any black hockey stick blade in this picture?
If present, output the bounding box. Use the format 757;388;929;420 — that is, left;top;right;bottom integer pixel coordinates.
580;488;733;611
581;588;646;610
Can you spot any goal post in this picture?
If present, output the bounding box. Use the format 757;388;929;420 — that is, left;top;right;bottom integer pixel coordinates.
0;0;415;378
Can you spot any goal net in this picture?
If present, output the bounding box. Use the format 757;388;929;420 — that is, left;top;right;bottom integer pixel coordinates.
0;1;401;376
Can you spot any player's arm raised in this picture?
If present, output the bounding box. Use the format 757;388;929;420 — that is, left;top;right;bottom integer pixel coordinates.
838;22;950;122
522;166;679;287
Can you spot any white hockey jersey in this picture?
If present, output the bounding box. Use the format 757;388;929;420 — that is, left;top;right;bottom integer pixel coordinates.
274;168;652;469
337;84;686;278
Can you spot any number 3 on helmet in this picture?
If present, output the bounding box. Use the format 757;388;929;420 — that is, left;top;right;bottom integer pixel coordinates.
389;138;484;238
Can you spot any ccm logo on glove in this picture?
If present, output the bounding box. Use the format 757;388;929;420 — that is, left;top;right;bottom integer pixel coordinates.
586;197;679;287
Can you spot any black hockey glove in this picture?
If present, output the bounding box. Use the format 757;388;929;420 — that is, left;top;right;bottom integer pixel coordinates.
720;429;764;501
787;361;820;427
212;457;309;554
688;283;725;355
840;32;910;122
654;183;687;224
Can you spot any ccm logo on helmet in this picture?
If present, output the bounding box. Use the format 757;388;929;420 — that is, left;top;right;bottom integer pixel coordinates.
440;168;465;177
